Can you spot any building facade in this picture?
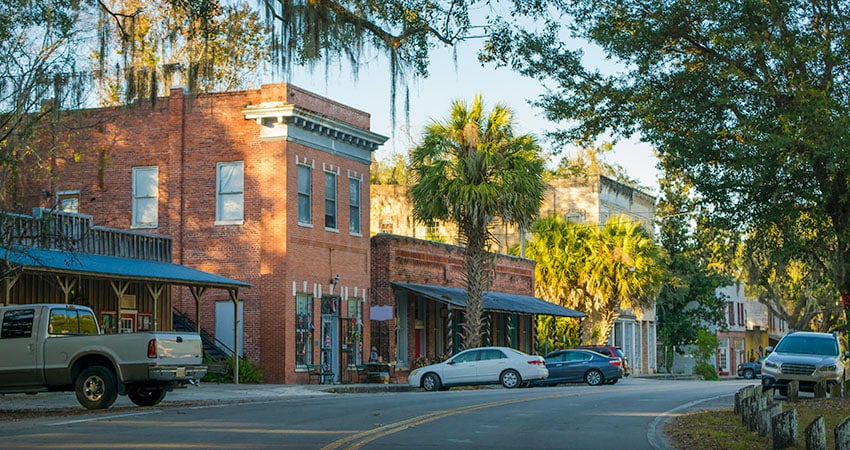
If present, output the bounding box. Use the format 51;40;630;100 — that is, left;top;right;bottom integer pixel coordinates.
370;233;585;380
371;175;659;374
22;84;387;383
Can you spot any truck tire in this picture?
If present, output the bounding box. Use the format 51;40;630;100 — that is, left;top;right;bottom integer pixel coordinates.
128;387;167;407
75;365;118;410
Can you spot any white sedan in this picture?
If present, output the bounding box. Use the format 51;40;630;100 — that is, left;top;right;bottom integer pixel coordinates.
408;346;548;391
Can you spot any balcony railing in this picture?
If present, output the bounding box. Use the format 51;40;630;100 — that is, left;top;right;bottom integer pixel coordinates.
1;208;172;262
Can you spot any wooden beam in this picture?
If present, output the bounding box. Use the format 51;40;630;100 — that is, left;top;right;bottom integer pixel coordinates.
146;283;165;332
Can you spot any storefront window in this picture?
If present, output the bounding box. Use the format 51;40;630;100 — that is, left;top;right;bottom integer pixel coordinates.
296;294;313;367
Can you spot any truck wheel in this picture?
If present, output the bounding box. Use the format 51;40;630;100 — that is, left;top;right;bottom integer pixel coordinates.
128;387;167;407
75;365;118;410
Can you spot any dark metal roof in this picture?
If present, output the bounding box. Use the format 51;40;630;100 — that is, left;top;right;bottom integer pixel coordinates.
2;247;250;289
391;282;586;318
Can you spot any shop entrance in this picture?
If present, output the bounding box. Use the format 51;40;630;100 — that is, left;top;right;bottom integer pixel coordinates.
321;296;340;383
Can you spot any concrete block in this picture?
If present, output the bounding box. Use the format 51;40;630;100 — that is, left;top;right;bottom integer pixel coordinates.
788;380;799;402
835;416;850;450
758;403;782;437
804;415;826;450
772;408;797;449
814;381;827;399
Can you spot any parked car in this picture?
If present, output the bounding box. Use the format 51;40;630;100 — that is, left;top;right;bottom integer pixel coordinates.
761;331;849;395
572;345;630;376
737;356;766;379
532;349;624;386
408;346;548;391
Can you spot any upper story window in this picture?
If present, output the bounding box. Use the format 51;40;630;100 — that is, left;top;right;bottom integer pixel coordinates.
349;177;361;235
216;161;244;225
325;171;337;230
298;164;312;225
132;166;159;228
57;190;79;213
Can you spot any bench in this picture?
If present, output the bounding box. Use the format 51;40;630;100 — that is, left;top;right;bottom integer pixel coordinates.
307;364;334;384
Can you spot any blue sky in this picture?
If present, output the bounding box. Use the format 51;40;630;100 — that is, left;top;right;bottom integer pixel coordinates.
281;35;661;195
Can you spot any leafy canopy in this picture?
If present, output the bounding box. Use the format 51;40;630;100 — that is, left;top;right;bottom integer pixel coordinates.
482;0;850;319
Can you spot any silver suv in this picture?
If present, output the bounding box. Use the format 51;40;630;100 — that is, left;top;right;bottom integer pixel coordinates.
761;331;849;394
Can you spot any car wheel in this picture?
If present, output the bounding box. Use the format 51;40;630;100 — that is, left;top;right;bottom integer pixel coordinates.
500;369;521;389
743;369;755;380
422;373;441;392
128;387;167;407
75;365;118;410
584;369;604;386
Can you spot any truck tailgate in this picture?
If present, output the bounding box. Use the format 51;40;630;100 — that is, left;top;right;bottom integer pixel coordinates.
151;332;204;365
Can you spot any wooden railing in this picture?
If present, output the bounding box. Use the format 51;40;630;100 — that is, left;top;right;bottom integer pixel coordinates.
0;209;172;262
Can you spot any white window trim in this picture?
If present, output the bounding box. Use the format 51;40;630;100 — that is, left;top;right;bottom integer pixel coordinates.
57;190;80;214
131;166;158;229
348;173;362;236
324;169;338;231
215;161;244;226
297;159;313;227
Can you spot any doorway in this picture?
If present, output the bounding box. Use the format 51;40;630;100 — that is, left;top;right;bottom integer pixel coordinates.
321;296;340;383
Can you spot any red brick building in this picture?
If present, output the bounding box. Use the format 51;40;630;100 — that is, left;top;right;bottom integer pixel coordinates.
23;84;387;384
370;233;585;379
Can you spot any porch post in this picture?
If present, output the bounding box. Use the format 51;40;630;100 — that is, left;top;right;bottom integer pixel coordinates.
229;288;240;384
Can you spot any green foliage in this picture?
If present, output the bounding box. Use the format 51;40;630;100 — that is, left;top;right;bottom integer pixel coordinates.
693;361;719;381
522;214;664;344
482;0;850;325
547;141;643;189
535;316;581;355
202;355;263;384
94;1;271;104
693;329;718;365
656;174;731;373
409;94;547;349
371;153;409;185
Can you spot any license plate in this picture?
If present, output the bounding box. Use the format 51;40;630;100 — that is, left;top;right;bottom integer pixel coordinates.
177;367;185;377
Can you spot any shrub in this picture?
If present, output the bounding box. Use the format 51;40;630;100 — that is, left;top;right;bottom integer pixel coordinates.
693;361;719;380
202;354;263;384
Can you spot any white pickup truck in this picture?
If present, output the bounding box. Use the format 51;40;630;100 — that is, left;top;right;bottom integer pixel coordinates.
0;304;207;409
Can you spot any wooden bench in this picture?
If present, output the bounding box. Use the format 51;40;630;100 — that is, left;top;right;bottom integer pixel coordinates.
307;364;334;384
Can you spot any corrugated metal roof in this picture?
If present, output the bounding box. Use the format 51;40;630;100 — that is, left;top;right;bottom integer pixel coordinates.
391;282;586;318
2;247;250;289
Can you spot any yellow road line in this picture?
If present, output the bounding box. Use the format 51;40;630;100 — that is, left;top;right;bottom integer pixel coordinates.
321;391;585;450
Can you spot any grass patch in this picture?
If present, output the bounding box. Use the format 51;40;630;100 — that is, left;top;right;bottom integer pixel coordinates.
665;397;850;449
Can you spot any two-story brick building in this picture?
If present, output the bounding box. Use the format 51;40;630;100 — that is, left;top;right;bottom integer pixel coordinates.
22;84;387;384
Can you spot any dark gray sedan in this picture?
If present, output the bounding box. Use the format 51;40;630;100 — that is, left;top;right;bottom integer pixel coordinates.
533;349;624;386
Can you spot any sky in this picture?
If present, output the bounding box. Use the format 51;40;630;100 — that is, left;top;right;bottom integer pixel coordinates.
279;33;662;195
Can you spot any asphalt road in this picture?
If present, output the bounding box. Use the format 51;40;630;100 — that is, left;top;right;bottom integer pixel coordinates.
0;377;756;449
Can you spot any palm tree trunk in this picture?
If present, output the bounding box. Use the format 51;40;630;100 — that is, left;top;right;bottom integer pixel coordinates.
461;223;492;349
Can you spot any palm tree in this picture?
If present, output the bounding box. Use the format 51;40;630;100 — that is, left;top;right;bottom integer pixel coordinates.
585;217;664;343
409;94;546;349
524;214;664;345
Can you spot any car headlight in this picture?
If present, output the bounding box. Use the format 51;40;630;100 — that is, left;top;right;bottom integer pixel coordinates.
818;365;837;372
410;369;419;377
764;360;779;369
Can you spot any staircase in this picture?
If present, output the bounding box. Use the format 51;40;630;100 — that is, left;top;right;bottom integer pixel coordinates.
172;310;230;361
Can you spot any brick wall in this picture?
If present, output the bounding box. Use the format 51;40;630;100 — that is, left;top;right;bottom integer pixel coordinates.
22;84;378;384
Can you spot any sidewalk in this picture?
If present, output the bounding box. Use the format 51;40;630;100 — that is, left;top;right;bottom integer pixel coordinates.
0;382;416;412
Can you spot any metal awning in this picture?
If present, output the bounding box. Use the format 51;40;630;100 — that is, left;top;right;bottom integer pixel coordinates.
391;282;586;318
1;246;250;289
